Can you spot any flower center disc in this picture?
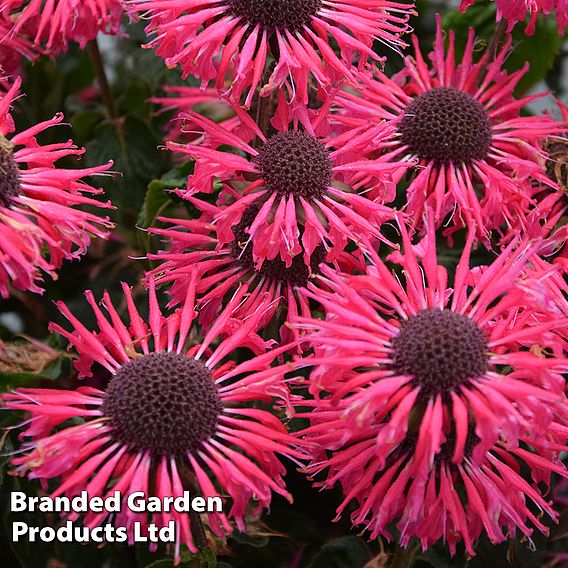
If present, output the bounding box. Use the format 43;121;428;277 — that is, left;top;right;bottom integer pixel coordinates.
0;143;21;208
231;206;326;285
391;308;488;396
398;87;493;164
256;131;332;200
102;352;222;457
228;0;322;33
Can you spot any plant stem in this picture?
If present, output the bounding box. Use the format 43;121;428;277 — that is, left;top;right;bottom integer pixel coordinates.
88;38;118;119
487;19;509;62
391;541;420;568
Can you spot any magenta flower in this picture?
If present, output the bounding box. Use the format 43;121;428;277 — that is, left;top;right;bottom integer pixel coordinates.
296;216;568;454
292;217;568;551
0;13;38;75
126;0;415;107
301;398;567;554
335;16;566;243
167;100;405;268
148;206;363;345
4;278;302;560
4;0;123;53
460;0;568;35
0;78;114;297
151;86;244;146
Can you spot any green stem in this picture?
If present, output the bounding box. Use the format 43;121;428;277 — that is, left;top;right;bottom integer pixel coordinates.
88;38;118;119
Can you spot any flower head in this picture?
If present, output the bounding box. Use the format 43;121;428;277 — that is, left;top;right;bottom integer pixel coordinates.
0;78;114;297
148;204;363;345
295;214;567;463
4;278;301;559
293;216;568;551
301;398;567;554
126;0;415;107
335;15;566;243
0;12;38;75
4;0;123;53
168;98;405;268
459;0;568;35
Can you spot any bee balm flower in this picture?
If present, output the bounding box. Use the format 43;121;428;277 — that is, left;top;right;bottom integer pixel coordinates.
126;0;415;107
0;77;114;297
335;16;566;244
168;102;406;268
459;0;568;35
293;217;568;553
4;278;302;560
4;0;123;54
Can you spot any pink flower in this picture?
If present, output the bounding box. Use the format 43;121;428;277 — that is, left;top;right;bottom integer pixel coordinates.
126;0;415;107
4;0;123;53
151;86;245;146
4;278;302;560
524;102;568;264
167;98;405;268
335;15;566;244
0;12;39;75
0;78;114;297
460;0;568;35
301;399;567;554
292;216;568;551
148;205;363;345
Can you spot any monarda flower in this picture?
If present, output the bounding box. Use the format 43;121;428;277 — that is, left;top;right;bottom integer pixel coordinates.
526;102;568;269
126;0;415;107
0;12;38;75
0;78;114;297
4;279;302;560
151;86;246;147
168;100;406;268
148;205;362;345
335;16;566;243
301;399;567;554
293;218;568;552
459;0;568;35
4;0;123;54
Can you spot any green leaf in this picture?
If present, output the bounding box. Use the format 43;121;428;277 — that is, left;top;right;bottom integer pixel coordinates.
443;5;564;94
137;161;194;253
70;109;105;142
506;18;564;93
178;547;218;567
85;116;167;223
308;536;371;568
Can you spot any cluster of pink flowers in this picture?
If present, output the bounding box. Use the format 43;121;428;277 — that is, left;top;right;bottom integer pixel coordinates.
0;77;114;296
1;0;567;565
460;0;568;35
0;0;124;73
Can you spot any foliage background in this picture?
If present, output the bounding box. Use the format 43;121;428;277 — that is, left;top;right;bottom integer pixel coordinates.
0;2;567;567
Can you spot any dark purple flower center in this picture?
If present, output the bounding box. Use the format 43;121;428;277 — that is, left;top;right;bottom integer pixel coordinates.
391;308;488;397
231;206;326;286
102;352;222;457
397;424;479;467
228;0;322;33
0;140;21;208
398;87;493;164
256;131;332;200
